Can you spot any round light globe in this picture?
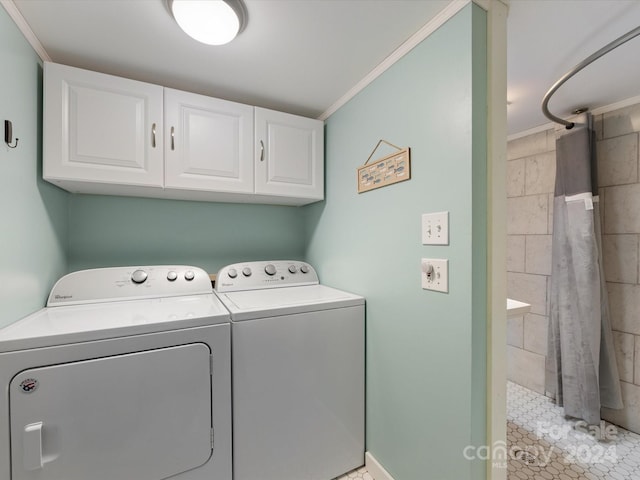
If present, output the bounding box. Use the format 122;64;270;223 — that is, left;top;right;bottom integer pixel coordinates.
171;0;240;46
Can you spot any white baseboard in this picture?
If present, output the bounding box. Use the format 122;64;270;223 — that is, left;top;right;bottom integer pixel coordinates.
365;452;395;480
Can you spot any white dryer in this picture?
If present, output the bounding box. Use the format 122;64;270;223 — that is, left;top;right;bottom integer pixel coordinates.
0;266;231;480
214;260;364;480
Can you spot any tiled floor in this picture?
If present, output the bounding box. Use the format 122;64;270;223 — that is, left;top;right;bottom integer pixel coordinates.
337;383;640;480
507;381;640;479
336;466;372;480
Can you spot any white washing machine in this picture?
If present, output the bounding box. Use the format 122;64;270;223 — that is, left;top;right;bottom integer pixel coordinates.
0;266;231;480
214;260;364;480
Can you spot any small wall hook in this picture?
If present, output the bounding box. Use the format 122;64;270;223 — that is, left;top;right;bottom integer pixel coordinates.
5;120;19;148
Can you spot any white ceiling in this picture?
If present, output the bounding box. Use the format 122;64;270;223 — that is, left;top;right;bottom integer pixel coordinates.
7;0;640;135
507;0;640;135
10;0;449;119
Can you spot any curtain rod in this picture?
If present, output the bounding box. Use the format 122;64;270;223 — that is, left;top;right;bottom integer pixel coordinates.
541;25;640;130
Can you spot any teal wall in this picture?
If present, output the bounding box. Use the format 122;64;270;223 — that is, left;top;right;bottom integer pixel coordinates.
304;5;488;480
0;6;68;328
2;5;490;478
470;6;488;479
67;195;306;273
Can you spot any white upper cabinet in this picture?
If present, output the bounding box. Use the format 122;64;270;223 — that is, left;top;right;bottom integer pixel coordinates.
43;62;324;205
44;62;164;190
255;108;324;201
164;88;254;194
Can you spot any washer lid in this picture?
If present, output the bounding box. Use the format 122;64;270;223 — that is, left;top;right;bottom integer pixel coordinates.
215;285;364;321
0;294;229;353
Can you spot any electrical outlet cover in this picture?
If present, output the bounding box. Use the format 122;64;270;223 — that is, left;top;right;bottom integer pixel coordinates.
421;258;448;293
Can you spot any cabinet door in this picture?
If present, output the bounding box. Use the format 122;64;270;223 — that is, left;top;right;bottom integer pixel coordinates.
164;89;254;193
254;107;324;200
43;62;163;188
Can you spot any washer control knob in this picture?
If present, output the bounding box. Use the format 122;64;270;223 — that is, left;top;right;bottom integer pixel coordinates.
228;268;238;279
242;267;252;277
300;265;310;274
184;270;195;281
288;265;298;274
167;271;178;282
131;269;148;284
265;264;277;276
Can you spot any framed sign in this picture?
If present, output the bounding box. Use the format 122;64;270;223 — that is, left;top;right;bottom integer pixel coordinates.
357;140;411;193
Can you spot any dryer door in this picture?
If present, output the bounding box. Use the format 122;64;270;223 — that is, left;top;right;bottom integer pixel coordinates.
10;343;212;480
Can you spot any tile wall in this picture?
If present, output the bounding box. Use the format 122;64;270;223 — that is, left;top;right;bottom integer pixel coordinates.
506;127;554;395
506;101;640;433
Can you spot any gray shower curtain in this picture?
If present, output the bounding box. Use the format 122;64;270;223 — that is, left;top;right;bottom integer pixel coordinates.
546;112;623;425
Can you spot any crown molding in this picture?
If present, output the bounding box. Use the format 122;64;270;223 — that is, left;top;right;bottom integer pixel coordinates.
318;0;470;121
1;0;51;61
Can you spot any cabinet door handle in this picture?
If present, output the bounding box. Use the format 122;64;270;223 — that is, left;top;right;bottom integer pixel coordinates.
151;123;157;148
171;126;175;151
260;140;265;161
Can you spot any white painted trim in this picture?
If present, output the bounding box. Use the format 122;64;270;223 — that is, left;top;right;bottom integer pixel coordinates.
486;1;509;480
509;94;640;141
0;0;50;61
591;94;640;116
365;452;395;480
318;0;470;121
507;122;554;141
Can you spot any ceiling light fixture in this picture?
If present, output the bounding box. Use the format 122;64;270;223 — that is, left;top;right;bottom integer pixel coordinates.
168;0;247;46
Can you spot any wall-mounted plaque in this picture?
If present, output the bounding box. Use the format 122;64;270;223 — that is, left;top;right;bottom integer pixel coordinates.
357;140;411;193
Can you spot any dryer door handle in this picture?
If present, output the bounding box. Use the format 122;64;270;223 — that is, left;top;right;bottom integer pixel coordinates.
23;422;44;470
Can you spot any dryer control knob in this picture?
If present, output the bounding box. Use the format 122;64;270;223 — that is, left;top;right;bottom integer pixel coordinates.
242;267;252;277
184;270;195;281
167;271;178;282
300;265;310;274
131;269;148;284
228;268;238;279
288;265;298;274
265;264;276;276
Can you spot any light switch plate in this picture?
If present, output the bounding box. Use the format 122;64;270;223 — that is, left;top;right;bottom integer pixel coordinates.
421;258;448;293
422;211;449;245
